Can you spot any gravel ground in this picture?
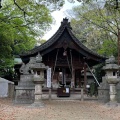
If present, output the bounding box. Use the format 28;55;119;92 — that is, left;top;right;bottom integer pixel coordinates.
0;98;120;120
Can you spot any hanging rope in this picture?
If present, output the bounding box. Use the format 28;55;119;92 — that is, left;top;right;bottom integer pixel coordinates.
70;49;73;74
67;55;72;75
52;49;59;79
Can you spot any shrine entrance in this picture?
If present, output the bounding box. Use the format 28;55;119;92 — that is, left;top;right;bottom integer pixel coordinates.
49;47;84;91
54;67;71;88
53;67;71;97
52;68;83;89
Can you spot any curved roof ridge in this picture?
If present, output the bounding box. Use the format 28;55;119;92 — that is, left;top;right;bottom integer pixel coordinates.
20;19;71;56
66;27;105;58
20;18;105;59
30;25;65;52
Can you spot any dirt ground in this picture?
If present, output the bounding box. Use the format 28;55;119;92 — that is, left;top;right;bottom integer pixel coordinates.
0;98;120;120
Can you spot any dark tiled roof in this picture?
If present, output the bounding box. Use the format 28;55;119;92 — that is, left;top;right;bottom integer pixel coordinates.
20;18;105;59
67;26;104;58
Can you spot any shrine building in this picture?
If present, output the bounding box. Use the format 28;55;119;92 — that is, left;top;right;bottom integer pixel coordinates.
18;18;106;99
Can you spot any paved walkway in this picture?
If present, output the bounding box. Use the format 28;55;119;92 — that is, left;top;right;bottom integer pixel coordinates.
0;98;120;120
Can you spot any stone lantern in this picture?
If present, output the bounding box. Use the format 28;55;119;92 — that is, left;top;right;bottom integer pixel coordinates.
103;56;120;106
31;53;47;107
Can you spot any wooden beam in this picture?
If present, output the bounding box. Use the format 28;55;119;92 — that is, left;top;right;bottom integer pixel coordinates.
84;62;87;91
71;68;75;88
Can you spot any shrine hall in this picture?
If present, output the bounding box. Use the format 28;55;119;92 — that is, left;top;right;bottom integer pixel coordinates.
17;18;106;99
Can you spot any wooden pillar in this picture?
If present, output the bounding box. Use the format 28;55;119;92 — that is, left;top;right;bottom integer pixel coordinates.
73;69;75;88
48;67;53;100
71;68;75;88
84;62;87;91
49;88;52;101
51;66;54;87
79;69;81;88
81;87;84;101
62;68;66;87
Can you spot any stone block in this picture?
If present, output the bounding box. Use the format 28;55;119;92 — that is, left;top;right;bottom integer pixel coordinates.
117;88;120;103
98;88;109;103
18;75;34;87
8;83;14;98
14;74;35;104
98;77;109;103
14;87;35;104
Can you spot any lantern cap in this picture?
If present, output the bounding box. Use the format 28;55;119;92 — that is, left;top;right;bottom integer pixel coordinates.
103;56;119;70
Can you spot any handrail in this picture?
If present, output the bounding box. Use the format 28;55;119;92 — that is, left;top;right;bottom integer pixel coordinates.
85;62;100;87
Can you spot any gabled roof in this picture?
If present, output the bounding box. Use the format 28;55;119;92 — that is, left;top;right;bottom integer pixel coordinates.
20;18;105;60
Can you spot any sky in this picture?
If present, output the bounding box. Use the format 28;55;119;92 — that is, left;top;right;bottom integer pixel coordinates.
42;0;81;40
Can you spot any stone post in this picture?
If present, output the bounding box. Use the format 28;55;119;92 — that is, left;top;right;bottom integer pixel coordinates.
35;84;42;101
49;88;52;101
102;56;120;107
109;84;117;102
30;53;47;107
81;87;84;101
106;78;119;107
29;71;45;107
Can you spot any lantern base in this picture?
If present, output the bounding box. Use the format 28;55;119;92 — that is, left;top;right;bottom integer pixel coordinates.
29;101;45;108
106;101;119;107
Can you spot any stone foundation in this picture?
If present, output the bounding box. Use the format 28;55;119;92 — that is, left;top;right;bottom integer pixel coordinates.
98;77;120;103
14;75;35;104
98;77;109;103
116;83;120;103
8;83;14;98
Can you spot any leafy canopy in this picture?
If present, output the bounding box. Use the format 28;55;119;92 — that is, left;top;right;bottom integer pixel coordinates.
0;0;53;77
67;1;119;57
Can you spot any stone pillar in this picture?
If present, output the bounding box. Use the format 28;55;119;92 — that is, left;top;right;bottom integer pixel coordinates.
49;88;52;101
32;79;44;107
71;69;75;88
98;56;120;105
103;56;120;107
47;67;52;100
98;77;109;103
81;87;84;101
109;84;117;102
30;53;47;107
106;78;119;107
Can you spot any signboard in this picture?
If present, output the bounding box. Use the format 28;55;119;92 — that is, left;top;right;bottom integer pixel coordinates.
66;88;69;93
47;68;51;88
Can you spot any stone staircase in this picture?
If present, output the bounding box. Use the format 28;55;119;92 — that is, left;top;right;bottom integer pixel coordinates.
42;88;98;100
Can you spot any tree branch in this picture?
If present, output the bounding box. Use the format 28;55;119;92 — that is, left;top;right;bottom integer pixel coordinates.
77;10;117;36
13;0;27;19
0;0;2;8
96;4;118;35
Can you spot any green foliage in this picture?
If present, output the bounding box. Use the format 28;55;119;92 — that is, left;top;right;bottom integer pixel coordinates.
0;0;53;78
0;58;14;79
98;40;118;57
68;1;120;57
94;63;105;83
39;39;47;44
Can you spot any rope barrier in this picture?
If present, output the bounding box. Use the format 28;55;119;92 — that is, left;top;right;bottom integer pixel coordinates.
70;49;73;74
52;49;59;79
67;55;72;75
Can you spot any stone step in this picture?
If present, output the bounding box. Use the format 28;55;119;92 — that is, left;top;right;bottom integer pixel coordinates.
41;94;98;100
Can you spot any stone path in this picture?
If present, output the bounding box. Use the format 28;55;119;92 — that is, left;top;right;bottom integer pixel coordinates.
0;98;120;120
